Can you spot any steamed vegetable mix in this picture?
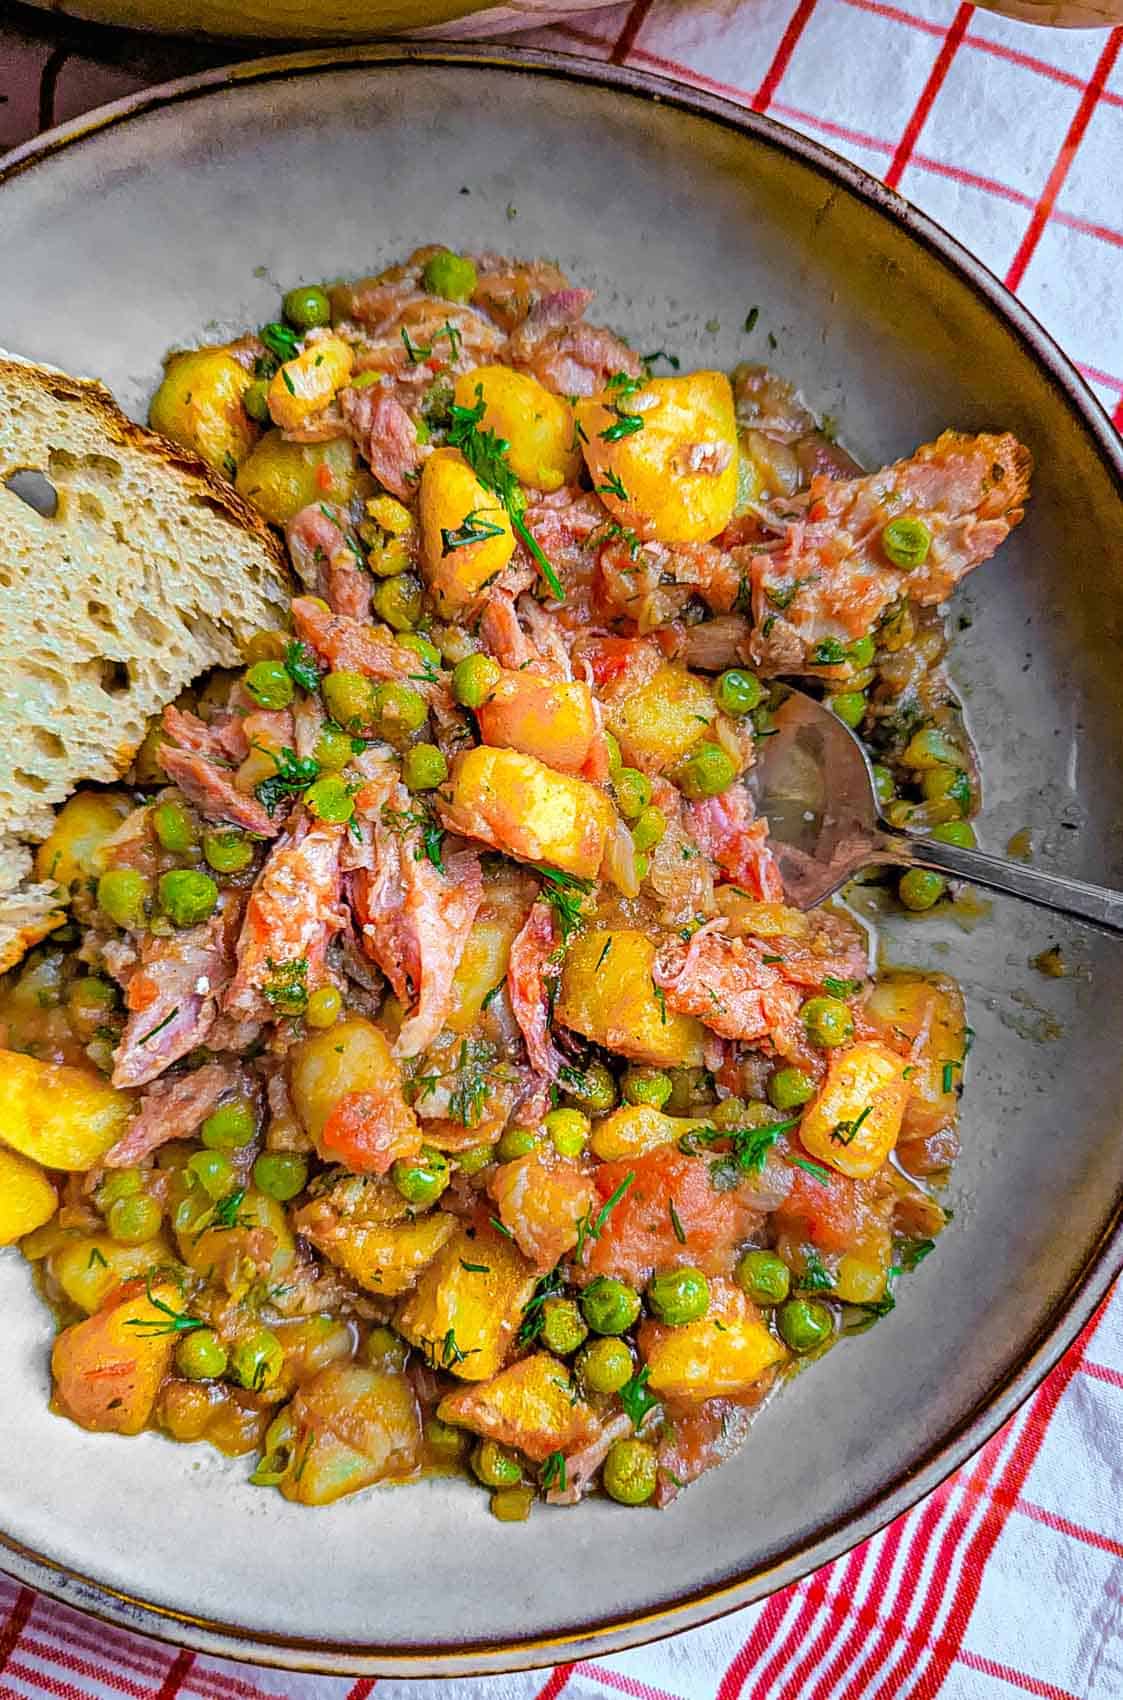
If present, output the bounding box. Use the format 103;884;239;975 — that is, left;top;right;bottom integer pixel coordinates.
0;246;1027;1515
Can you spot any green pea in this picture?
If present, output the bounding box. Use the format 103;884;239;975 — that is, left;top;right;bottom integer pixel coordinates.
603;731;623;778
871;764;896;806
801;995;854;1048
398;633;443;672
752;705;776;738
560;1060;617;1113
312;724;354;771
899;868;946;911
930;820;977;849
544;1107;589;1157
282;284;331;329
603;1439;658;1505
472;1439;522;1488
451;652;501;708
203;829;254;874
175;1327;228;1381
303;774;355;824
902;726;961;770
306;985;343;1028
421;1417;466;1466
243;379;271;423
881;516;931;570
403;742;448;791
455;1141;498;1176
577;1336;633;1394
158;869;218;927
540;1297;589;1356
768;1066;816;1110
365;1325;408;1371
734;1249;791;1306
921;766;971;810
201;1096;256;1151
152;801;196;854
631;806;667;854
678;744;737;800
373;572;423;632
373;682;428;736
580;1276;641;1337
495;1126;538;1163
95;1168;143;1211
107;1194;162;1244
253;1152;309;1202
614;767;652;821
322;670;376;731
244;659;295;710
230;1329;285;1392
646;1267;709;1326
828;691;866;729
491;1485;534;1521
97;868;151;930
777;1297;834;1353
622;1068;673;1110
634;853;650;883
391;1144;450;1207
847;635;876;669
421;250;478;303
186;1150;236;1200
713;1097;776;1129
715;668;763;716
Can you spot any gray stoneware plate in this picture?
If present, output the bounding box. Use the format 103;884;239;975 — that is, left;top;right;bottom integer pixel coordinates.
0;43;1121;1680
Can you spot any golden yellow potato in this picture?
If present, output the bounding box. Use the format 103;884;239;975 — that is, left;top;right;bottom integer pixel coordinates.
476;671;600;777
557;930;705;1069
639;1279;786;1402
799;1041;910;1180
289;1017;417;1147
236;431;367;527
51;1279;181;1435
267;336;354;431
34;790;131;893
396;1222;537;1381
578;372;738;544
177;1186;296;1290
604;663;716;774
306;1213;457;1298
864;971;966;1143
714;889;811;940
447;913;521;1035
47;1233;168;1314
149;347;258;476
438;746;615;882
589;1103;712;1162
834;1224;893;1303
0;1148;56;1245
438;1352;598;1462
418;448;515;614
274;1363;422;1505
0;1051;132;1170
453;366;580;492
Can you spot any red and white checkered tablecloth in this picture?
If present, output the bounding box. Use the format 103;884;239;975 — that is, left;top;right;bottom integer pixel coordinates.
1;1;1122;1693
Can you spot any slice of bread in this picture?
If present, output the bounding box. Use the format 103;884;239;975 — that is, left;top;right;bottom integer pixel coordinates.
0;353;292;967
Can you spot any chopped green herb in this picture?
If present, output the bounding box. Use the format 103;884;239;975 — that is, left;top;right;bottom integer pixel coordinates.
831;1105;872;1147
810;637;848;666
541;1450;567;1493
518;1267;565;1347
596;938;613;971
744;306;760;334
254;745;321;817
87;1246;108;1270
460;1259;491;1274
124;1278;206;1339
139;1006;180;1046
669;1199;687;1244
799;1248;834;1294
489;1215;515;1240
535;866;592;943
446;385;565;600
596;469;630;501
262;956;309;1017
440;507;506;554
284;640;320;693
619;1365;659;1427
822;975;860;998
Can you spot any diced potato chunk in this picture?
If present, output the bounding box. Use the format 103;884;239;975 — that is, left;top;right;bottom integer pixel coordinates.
33;790;131;894
604;664;716;774
418;448;515;614
557;930;705;1068
589;1103;712;1162
0;1148;56;1245
438;1352;599;1461
267;336;353;431
302;1212;457;1298
177;1186;296;1291
454;367;580;493
798;1041;910;1180
438;746;615;882
396;1222;537;1381
447;912;521;1035
476;671;600;777
638;1278;786;1402
48;1233;168;1313
489;1150;597;1270
237;431;367;527
864;972;966;1143
714;889;810;940
149;347;258;475
0;1051;131;1170
289;1017;420;1175
278;1363;422;1505
834;1224;893;1303
577;372;738;544
51;1279;181;1434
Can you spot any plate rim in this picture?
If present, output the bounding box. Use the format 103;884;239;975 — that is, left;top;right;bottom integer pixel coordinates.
2;39;1121;1678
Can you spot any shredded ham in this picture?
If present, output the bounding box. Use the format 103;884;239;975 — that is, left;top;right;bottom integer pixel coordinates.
104;1059;245;1167
507;901;564;1079
111;899;242;1089
224;819;346;1021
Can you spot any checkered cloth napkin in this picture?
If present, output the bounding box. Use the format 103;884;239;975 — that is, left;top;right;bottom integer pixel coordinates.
1;1;1122;1693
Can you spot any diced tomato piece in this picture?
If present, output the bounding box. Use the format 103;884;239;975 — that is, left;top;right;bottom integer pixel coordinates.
581;1148;761;1287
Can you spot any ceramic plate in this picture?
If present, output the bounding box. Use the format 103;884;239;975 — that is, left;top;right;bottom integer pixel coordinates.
0;45;1120;1678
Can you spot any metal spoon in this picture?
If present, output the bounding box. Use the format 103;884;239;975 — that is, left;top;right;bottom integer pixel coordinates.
751;687;1123;933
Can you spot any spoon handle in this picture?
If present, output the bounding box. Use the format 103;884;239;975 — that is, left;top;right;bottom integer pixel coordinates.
879;832;1123;935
